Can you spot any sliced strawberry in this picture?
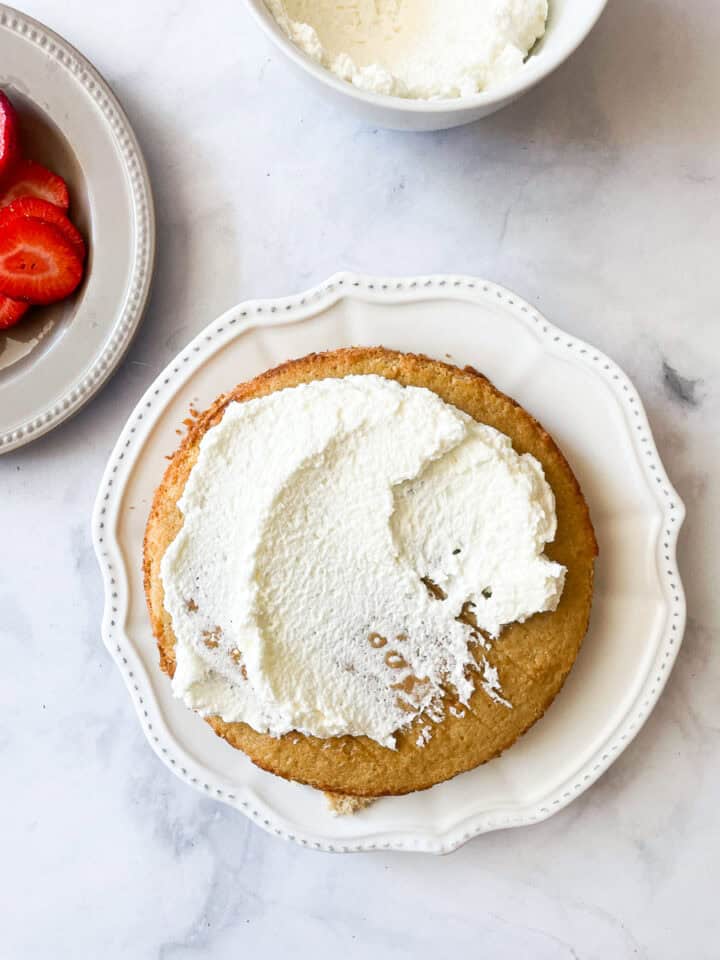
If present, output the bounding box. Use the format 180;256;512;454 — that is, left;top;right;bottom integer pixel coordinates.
0;160;69;211
0;219;83;304
0;92;20;181
0;293;30;329
0;197;86;262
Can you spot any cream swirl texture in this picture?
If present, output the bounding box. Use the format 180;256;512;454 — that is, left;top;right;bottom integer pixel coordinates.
162;375;565;748
266;0;548;100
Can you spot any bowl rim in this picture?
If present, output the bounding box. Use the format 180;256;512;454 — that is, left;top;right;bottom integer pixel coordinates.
244;0;609;115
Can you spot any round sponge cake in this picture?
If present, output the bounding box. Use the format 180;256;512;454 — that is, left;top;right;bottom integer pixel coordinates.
144;347;597;797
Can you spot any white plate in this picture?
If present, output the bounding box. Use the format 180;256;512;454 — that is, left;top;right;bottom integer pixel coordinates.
93;273;686;854
0;5;154;453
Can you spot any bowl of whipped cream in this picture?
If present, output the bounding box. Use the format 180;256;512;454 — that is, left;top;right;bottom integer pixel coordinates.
246;0;608;131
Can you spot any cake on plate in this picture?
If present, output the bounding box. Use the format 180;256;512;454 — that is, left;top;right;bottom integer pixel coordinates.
143;347;597;800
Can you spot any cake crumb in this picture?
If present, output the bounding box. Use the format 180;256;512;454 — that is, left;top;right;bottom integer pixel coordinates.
324;792;375;816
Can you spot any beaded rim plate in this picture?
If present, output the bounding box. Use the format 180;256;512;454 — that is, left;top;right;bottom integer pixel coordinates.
93;273;686;854
0;4;155;453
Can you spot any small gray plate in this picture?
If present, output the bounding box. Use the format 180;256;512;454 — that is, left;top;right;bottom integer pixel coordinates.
0;4;155;453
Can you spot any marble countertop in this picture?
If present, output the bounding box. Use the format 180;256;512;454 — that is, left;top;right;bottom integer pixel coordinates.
3;1;718;956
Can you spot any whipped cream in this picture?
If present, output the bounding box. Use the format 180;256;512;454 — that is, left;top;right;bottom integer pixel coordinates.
265;0;548;100
161;375;565;748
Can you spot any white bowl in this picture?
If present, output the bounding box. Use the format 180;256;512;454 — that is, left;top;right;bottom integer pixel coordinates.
245;0;608;131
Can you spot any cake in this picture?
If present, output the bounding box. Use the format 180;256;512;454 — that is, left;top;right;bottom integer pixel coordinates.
143;347;597;799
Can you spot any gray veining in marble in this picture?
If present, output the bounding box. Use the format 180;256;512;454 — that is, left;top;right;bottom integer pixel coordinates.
1;0;718;956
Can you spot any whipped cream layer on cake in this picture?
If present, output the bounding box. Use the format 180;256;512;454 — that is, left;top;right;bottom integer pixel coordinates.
161;375;565;748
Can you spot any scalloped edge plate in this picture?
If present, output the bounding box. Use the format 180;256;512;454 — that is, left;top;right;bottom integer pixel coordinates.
93;273;685;854
0;4;155;453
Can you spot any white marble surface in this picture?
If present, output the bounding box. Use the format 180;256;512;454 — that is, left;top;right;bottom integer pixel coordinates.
2;0;718;956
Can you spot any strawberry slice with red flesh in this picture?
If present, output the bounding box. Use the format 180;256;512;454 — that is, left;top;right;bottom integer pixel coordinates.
0;160;69;211
0;219;83;304
0;197;86;262
0;92;20;181
0;294;30;329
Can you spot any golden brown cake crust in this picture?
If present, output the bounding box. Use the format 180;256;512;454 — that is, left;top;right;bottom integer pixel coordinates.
143;347;598;797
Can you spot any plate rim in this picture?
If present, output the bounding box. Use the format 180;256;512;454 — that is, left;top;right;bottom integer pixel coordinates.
92;272;686;854
0;3;156;454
